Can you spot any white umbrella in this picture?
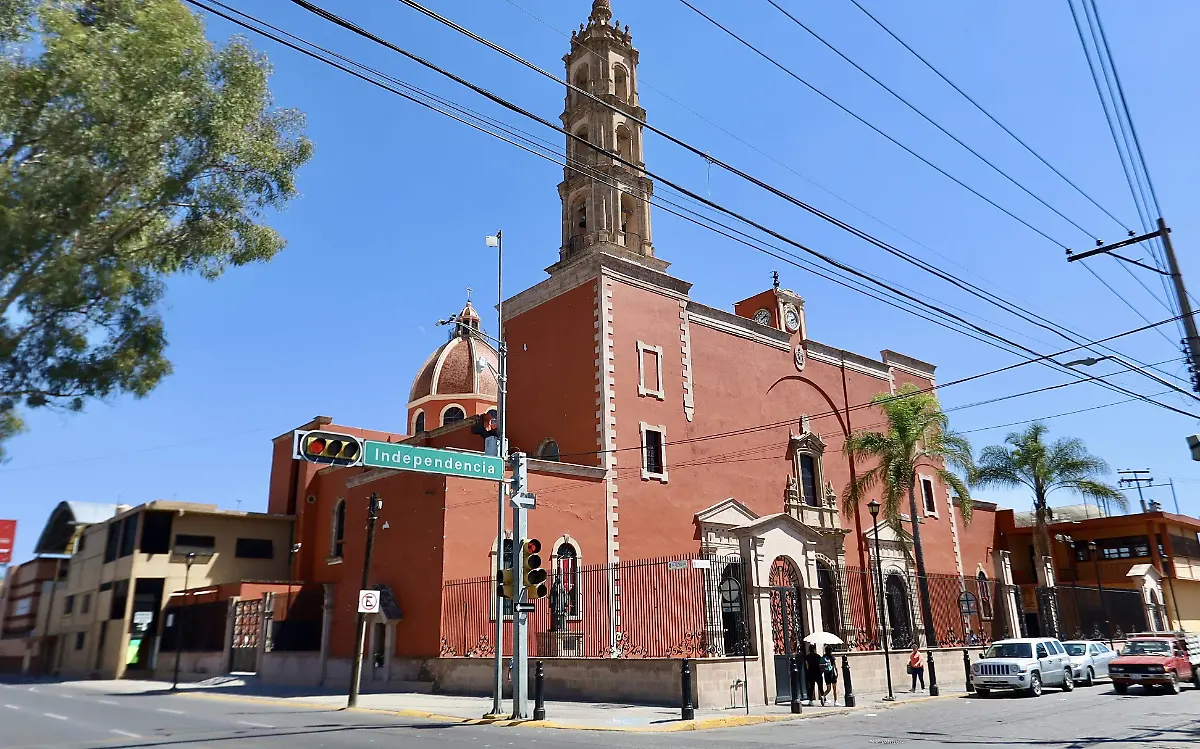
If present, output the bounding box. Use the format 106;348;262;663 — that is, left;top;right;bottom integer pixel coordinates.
803;631;844;647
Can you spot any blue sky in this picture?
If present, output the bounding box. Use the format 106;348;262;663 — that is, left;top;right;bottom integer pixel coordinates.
5;0;1200;562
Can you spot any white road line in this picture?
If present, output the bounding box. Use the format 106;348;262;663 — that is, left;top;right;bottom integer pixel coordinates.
3;704;19;710
43;713;68;720
156;708;184;715
110;730;141;738
237;720;275;728
97;700;119;706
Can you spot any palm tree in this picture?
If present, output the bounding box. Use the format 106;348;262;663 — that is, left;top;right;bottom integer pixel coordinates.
843;383;974;648
973;423;1124;583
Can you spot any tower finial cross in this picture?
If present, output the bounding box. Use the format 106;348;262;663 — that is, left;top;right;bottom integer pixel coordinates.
465;285;472;302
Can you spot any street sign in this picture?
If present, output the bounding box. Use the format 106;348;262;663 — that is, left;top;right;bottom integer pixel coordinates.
358;590;380;614
133;611;154;626
0;519;15;565
667;560;689;571
509;492;536;510
363;442;504;481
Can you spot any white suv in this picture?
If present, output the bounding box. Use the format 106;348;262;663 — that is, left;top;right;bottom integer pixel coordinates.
971;638;1075;697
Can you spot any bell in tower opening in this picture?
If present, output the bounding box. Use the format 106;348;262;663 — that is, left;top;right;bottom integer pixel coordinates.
553;1;665;274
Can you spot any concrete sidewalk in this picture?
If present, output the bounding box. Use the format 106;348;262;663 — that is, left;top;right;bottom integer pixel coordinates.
58;676;968;732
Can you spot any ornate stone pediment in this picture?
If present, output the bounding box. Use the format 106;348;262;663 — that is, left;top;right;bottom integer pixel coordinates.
787;431;826;458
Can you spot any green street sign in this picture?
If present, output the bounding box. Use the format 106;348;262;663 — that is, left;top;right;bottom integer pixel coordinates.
362;442;505;482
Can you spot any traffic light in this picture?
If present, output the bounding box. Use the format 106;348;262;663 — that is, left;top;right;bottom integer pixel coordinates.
522;538;548;599
1189;434;1200;461
496;568;515;600
472;410;498;439
293;430;364;467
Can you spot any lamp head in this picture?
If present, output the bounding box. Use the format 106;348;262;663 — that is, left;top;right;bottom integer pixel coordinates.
867;499;880;518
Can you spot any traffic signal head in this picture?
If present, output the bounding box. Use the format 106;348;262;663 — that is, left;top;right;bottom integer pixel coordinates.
1189;434;1200;461
522;538;548;599
472;410;499;439
294;430;364;467
496;568;515;600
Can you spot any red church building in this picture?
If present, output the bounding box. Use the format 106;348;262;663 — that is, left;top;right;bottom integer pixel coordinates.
266;0;1004;705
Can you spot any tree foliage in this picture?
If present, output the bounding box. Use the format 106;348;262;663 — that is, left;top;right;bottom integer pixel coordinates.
972;423;1123;569
0;0;312;458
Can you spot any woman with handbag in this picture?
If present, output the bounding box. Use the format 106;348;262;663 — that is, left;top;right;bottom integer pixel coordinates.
907;646;925;692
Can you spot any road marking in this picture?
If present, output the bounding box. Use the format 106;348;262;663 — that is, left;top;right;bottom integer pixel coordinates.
43;713;68;720
97;700;119;706
156;708;184;715
110;730;141;738
237;720;275;728
3;704;19;710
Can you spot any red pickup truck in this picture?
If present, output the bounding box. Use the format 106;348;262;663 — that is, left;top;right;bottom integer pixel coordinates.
1108;632;1200;694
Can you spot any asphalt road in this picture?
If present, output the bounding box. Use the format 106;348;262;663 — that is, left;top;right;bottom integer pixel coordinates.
1;677;1198;749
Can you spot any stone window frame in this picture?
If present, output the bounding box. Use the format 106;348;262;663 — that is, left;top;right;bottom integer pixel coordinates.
789;431;828;509
551;535;584;621
636;341;665;400
918;474;939;518
412;409;425;434
640;421;668;482
328;498;346;565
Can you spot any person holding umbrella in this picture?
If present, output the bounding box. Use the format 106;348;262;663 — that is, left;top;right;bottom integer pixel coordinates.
803;631;844;707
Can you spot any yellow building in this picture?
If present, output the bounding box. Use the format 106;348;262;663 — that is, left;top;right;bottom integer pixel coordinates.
46;501;293;680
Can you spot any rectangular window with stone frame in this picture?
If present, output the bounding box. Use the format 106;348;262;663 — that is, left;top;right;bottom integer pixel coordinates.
640;422;667;481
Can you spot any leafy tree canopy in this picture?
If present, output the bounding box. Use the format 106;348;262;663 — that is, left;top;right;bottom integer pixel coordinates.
0;0;312;458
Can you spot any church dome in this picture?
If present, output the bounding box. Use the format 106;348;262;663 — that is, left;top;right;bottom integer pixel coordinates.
408;301;499;405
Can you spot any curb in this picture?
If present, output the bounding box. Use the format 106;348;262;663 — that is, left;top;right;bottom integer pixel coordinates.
178;691;843;732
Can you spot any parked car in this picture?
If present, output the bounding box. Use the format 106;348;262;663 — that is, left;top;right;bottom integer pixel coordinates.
971;638;1075;697
1062;640;1119;686
1108;632;1200;694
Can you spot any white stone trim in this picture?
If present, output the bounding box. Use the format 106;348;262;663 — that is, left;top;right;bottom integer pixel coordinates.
407;392;495;410
636;340;665;399
687;311;790;351
805;347;893;381
679;302;695;422
639;421;668;483
597;280;620;653
411;409;425;434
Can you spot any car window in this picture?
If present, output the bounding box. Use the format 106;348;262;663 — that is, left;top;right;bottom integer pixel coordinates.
1121;640;1171;656
1099;643;1111;652
1036;644;1049;658
1064;643;1086;656
984;642;1032;659
1056;642;1066;654
1087;645;1099;655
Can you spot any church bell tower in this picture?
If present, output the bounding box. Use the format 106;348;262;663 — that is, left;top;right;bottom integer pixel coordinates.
554;0;665;273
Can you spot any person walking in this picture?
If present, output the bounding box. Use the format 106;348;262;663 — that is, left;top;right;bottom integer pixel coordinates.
820;645;839;706
907;646;925;692
804;644;822;706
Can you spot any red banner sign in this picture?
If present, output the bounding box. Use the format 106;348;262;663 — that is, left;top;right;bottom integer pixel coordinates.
0;520;16;565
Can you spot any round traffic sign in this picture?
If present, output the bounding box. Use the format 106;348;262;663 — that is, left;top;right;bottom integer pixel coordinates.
358;590;380;614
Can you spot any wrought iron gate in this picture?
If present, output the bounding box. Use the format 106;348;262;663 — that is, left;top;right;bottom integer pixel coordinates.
229;599;262;674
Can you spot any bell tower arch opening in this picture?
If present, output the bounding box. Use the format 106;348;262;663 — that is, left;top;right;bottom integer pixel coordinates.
553;0;664;274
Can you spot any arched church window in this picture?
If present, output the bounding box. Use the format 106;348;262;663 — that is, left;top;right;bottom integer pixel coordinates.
572;196;587;233
800;454;820;507
615;125;632;162
572;64;590;105
614;65;629;102
620;192;638;242
572;124;590;165
977;571;993;620
413;410;425;434
441;406;465;427
553;542;581;617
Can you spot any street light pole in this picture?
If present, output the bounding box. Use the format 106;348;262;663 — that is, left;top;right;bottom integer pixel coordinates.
868;500;895;702
348;494;381;709
486;231;508;718
171;552;197;692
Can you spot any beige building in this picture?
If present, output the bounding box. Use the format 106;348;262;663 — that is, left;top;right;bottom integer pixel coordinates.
47;501;293;680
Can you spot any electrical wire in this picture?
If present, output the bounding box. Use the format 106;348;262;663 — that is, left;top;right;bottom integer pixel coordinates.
846;0;1132;233
187;0;1197;418
763;0;1101;240
294;0;1194;404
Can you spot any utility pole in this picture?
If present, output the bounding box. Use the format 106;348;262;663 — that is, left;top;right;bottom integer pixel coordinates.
486;231;507;718
1158;219;1200;392
1118;470;1153;514
1169;478;1181;515
508;453;535;720
347;493;381;709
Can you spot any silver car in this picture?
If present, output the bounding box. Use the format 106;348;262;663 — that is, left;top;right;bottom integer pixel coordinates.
1062;640;1119;686
972;638;1075;697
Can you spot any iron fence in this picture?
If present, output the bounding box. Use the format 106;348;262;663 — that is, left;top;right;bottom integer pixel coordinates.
441;554;750;659
1054;584;1149;640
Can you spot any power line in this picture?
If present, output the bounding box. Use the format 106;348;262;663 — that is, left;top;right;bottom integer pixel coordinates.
197;0;1194;415
846;0;1132;233
678;0;1072;249
763;0;1101;240
355;0;1194;402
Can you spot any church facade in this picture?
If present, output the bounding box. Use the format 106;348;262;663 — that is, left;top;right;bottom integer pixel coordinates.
270;1;1007;705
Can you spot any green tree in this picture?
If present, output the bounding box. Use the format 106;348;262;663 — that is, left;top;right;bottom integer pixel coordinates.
0;0;312;458
842;383;974;648
972;423;1123;582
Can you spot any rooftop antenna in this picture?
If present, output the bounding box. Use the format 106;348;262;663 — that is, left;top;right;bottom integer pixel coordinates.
772;270;780;290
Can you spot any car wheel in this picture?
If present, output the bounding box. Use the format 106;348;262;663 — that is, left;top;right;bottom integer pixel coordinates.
1084;667;1094;687
975;688;991;697
1193;666;1200;689
1062;670;1074;692
1165;672;1180;694
1113;682;1128;694
1025;672;1042;698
